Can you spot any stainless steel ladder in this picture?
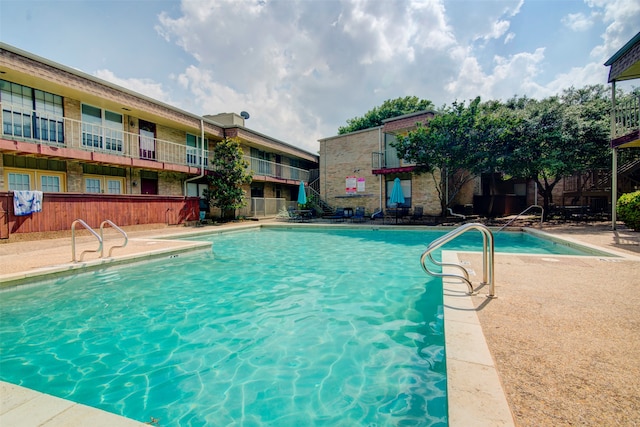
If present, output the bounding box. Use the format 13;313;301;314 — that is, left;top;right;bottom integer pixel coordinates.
420;222;496;298
99;220;128;258
71;219;128;262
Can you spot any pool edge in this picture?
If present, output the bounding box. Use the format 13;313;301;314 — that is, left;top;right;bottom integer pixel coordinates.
442;250;516;427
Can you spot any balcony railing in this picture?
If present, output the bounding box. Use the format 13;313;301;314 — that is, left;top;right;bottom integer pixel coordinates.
1;103;209;168
613;93;640;140
371;150;416;170
244;156;310;183
1;103;311;181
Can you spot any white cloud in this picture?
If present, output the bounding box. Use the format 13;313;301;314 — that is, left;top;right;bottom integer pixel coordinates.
562;13;594;31
151;0;639;152
544;62;609;95
445;48;547;101
586;0;640;60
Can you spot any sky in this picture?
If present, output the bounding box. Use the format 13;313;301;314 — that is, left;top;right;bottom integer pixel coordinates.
1;0;639;154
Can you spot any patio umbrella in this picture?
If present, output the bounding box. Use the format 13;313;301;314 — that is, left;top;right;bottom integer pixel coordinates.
297;180;307;206
389;177;405;224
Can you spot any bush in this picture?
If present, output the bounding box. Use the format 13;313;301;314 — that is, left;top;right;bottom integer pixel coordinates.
617;190;640;231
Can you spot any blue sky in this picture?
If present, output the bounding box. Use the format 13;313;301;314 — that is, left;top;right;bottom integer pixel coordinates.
1;0;638;154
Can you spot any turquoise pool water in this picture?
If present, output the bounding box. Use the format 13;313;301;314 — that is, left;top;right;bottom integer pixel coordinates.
0;228;595;426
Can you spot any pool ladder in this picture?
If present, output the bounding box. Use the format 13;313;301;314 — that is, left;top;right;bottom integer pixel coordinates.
420;222;496;298
71;219;128;262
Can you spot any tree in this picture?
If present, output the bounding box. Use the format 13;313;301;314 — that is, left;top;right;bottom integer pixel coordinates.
392;97;488;216
338;96;434;134
502;87;611;220
203;138;253;220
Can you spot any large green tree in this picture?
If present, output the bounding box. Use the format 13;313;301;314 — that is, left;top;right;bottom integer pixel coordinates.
338;96;434;134
502;86;611;219
203;138;253;220
392;97;492;215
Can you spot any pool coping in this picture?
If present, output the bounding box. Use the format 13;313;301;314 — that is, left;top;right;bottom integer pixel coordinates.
441;251;515;426
0;241;213;289
2;223;630;426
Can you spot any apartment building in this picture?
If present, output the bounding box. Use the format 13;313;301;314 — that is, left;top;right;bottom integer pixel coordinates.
319;111;475;218
0;43;318;237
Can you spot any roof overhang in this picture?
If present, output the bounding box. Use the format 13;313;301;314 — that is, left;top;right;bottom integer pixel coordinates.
604;32;640;82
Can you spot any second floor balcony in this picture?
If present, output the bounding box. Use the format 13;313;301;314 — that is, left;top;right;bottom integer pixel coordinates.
1;103;311;183
371;147;416;174
244;156;310;183
612;93;640;148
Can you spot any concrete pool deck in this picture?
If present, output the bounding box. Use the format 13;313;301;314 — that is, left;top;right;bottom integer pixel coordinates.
1;220;639;426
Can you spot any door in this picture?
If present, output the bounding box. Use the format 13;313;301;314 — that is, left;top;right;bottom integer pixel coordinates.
275;155;282;178
139;120;156;160
141;178;158;195
0;194;9;239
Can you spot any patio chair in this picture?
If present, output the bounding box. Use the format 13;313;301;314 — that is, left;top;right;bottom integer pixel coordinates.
288;207;303;222
409;206;424;224
351;207;367;223
326;208;346;223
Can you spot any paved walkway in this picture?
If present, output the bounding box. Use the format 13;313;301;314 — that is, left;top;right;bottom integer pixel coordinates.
1;220;639;426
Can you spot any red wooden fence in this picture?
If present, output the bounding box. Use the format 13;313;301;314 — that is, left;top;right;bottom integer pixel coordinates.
0;192;200;239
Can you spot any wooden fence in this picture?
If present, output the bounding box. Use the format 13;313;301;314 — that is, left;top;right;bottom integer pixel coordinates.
0;192;199;239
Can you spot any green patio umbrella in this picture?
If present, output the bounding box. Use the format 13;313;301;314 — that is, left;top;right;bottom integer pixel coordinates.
389;177;405;224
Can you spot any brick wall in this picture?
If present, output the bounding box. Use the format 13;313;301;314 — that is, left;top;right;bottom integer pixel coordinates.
320;127;456;217
66;161;83;193
383;112;434;133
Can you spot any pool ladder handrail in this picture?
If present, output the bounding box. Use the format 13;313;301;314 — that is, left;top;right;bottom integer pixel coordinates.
420;222;496;298
497;204;544;232
71;219;128;262
71;219;103;262
99;220;128;258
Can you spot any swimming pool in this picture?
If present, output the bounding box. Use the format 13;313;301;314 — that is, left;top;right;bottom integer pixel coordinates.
0;228;599;426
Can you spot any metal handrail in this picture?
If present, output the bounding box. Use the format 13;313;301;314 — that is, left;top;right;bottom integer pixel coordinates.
497;204;544;232
99;220;128;257
420;222;495;297
71;219;103;262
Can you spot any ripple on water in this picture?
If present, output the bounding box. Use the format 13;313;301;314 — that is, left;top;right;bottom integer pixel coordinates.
1;229;449;426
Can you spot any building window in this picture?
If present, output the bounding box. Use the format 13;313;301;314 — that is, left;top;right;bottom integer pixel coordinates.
4;168;66;192
250;148;272;175
186;133;208;166
1;80;64;144
40;175;61;192
384;134;401;169
107;179;122;194
8;172;31;191
386;178;412;208
81;104;123;152
85;177;102;193
84;175;125;194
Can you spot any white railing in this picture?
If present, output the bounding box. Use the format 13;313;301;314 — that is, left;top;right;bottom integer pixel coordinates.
1;103;312;181
613;93;640;140
1;103;209;168
244;156;310;182
236;197;292;217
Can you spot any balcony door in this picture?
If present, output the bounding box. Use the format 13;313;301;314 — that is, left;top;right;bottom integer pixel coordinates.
139;120;156;160
275;155;282;178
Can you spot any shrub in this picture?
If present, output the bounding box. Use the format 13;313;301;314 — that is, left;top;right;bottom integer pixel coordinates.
617;190;640;231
